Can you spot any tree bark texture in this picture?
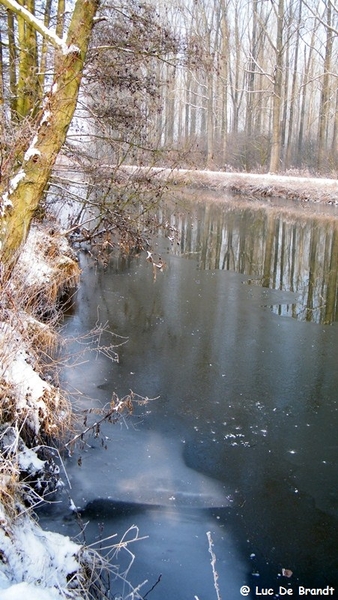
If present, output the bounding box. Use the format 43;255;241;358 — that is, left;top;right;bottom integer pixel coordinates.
0;0;100;268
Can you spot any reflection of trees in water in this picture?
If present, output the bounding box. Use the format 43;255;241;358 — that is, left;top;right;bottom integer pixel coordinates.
164;200;338;324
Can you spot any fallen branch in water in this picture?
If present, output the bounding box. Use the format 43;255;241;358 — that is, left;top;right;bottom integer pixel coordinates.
143;573;162;598
65;391;158;453
207;530;222;600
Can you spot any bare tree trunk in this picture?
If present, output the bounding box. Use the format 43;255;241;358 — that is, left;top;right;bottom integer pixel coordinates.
280;20;290;165
0;0;99;267
7;10;17;120
269;0;284;173
285;0;302;169
317;0;333;171
331;85;338;170
38;0;53;95
206;68;214;167
0;26;4;105
297;35;315;166
229;4;242;135
56;0;65;37
16;0;39;118
184;70;191;146
164;64;176;146
220;3;228;164
246;0;257;135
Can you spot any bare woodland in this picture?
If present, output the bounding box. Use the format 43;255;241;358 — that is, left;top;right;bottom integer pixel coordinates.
154;0;338;174
1;0;338;267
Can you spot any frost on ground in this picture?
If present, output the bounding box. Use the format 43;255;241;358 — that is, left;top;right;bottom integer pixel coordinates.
0;225;107;599
117;165;338;205
0;506;83;599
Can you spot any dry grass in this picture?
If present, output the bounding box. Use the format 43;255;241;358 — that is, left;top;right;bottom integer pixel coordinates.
0;315;72;446
0;455;20;519
0;222;154;599
9;223;80;321
0;223;80;519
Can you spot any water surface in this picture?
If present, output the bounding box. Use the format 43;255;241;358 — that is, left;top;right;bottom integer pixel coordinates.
42;191;338;598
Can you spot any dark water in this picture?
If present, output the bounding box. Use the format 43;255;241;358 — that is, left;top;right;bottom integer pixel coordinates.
41;192;338;599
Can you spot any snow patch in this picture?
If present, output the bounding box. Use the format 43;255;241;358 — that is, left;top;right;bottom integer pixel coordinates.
40;110;51;127
0;194;13;217
24;134;41;161
0;515;82;599
9;170;26;191
15;228;54;287
1;170;26;215
0;323;52;435
0;582;64;600
62;42;80;56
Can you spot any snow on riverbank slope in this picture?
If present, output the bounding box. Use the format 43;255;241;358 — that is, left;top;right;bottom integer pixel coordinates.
0;225;107;599
0;508;82;599
112;165;338;204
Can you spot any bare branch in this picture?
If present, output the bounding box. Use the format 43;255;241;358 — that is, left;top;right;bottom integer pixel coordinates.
0;0;79;53
207;531;222;600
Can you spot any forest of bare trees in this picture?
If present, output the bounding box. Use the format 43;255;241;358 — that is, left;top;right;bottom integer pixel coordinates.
152;0;338;174
1;0;338;266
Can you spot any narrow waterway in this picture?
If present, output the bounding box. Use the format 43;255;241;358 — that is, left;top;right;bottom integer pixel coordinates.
41;191;338;599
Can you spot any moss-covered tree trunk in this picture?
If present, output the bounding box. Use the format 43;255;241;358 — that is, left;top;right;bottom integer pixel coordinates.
0;0;99;268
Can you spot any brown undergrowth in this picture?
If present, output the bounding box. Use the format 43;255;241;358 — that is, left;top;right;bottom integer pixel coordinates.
0;224;80;515
0;222;156;599
0;225;80;443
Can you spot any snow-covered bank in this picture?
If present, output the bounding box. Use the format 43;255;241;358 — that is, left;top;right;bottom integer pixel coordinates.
0;225;108;599
111;166;338;205
0;510;83;599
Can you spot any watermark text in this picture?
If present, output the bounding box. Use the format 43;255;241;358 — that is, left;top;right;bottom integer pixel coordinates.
240;585;335;597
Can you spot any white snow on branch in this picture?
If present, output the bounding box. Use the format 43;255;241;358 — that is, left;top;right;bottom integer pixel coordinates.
40;109;52;127
62;42;81;56
0;194;13;216
24;135;41;161
8;170;26;191
2;0;80;55
1;170;26;215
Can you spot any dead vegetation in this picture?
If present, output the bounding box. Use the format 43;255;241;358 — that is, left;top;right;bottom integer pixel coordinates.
0;225;79;446
10;223;81;321
0;221;160;598
0;225;77;521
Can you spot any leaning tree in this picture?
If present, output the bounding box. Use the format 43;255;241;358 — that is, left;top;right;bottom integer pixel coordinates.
0;0;99;268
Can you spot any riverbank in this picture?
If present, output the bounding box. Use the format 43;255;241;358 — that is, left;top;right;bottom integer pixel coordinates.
112;166;338;205
0;224;111;599
53;156;338;207
171;168;338;204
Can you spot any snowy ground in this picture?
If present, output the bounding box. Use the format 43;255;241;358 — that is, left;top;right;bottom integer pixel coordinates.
0;226;103;600
0;510;83;600
114;165;338;204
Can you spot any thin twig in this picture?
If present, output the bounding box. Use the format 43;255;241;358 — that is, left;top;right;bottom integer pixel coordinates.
143;574;162;598
207;531;222;600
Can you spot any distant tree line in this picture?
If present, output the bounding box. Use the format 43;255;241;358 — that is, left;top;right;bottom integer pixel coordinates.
1;0;338;267
153;0;338;174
